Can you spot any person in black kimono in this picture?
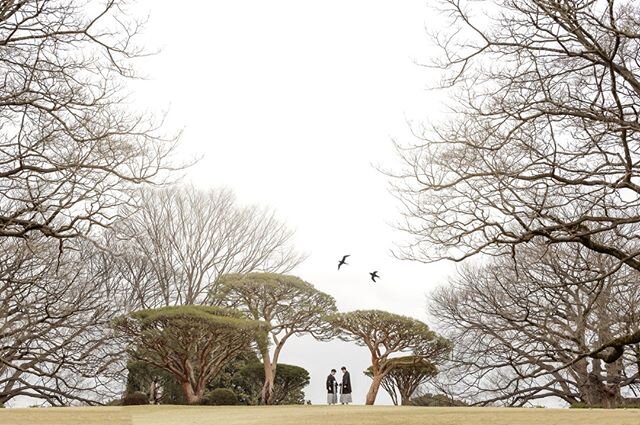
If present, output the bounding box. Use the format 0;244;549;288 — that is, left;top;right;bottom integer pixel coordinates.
326;369;338;405
340;366;352;404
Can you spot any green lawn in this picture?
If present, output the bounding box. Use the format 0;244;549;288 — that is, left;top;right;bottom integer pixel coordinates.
2;405;640;425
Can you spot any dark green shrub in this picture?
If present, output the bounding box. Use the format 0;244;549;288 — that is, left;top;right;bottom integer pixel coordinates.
570;400;640;409
0;402;4;408
201;388;238;406
411;393;468;407
237;362;309;405
623;399;640;408
570;402;596;409
125;360;185;404
122;391;149;406
105;398;123;406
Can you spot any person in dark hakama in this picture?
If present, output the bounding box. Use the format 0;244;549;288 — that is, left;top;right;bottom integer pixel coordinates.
340;366;352;404
326;369;338;405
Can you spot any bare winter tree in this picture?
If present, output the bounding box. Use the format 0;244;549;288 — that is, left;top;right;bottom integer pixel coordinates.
430;242;640;407
391;0;640;359
114;186;305;308
0;0;178;241
0;238;126;406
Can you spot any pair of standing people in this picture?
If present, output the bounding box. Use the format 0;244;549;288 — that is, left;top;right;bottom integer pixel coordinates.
326;366;352;405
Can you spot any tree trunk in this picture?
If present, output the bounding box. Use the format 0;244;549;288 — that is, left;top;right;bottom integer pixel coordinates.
180;381;202;405
580;372;621;408
388;387;398;406
399;389;411;406
261;363;276;405
399;383;419;405
366;373;384;405
256;330;277;405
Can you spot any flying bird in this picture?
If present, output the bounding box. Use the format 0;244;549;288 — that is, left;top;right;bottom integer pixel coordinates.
338;255;350;270
369;271;380;283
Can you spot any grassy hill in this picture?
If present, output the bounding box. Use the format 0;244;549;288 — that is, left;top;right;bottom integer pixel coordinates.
2;405;640;425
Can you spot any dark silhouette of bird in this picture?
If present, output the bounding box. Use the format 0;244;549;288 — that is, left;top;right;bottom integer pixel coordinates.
338;255;350;270
369;271;380;283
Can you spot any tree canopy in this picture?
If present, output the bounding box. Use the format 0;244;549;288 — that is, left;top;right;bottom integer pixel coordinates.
212;273;336;404
431;242;640;407
113;305;264;404
326;310;450;405
0;0;178;241
390;0;640;359
365;356;438;405
0;238;123;405
113;187;305;308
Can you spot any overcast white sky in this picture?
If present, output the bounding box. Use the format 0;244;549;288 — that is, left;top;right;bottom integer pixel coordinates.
132;0;455;405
